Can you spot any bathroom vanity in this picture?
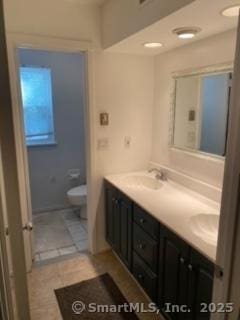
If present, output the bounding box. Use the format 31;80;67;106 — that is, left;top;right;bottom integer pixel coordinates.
105;172;220;320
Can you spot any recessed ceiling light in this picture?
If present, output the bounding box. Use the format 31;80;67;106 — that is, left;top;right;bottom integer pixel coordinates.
221;5;240;17
143;42;163;48
172;27;201;40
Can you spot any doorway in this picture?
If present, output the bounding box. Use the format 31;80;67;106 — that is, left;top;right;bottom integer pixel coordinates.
17;48;89;265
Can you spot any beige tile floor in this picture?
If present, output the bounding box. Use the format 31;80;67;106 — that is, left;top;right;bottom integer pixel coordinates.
28;250;163;320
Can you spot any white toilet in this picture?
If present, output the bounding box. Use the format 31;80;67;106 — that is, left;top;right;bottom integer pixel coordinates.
67;185;87;219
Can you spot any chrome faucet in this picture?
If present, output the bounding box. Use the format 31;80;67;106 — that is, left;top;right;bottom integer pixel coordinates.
148;168;168;181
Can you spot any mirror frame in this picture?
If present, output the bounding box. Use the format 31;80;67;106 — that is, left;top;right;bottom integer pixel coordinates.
169;62;233;160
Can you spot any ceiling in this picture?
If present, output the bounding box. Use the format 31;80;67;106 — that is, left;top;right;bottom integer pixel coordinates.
65;0;106;6
106;0;239;55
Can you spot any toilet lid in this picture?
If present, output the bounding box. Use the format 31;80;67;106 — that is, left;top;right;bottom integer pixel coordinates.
68;185;87;197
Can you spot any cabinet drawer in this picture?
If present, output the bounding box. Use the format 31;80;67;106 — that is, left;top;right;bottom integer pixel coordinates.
133;204;159;240
132;252;158;302
133;223;158;273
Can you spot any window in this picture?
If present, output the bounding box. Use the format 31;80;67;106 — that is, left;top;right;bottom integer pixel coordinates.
19;66;55;146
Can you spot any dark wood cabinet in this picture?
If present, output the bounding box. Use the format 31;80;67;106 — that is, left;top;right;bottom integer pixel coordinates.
105;181;214;320
118;192;132;269
105;182;132;269
158;227;214;320
132;252;158;302
105;182;119;250
188;250;214;320
133;204;159;240
158;227;190;320
133;222;158;273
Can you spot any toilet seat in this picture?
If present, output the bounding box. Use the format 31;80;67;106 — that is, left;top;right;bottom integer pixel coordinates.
67;185;87;206
68;185;87;197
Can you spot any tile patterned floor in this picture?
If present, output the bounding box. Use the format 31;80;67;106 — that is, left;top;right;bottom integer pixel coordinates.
33;209;88;263
28;251;163;320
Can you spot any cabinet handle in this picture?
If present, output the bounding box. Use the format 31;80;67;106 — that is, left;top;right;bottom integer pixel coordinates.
138;274;143;280
139;218;145;224
138;244;145;250
188;264;193;271
180;257;185;264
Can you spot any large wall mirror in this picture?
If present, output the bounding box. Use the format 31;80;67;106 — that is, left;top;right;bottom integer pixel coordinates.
171;65;233;158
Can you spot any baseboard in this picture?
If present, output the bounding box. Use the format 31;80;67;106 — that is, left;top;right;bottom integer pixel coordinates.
32;205;72;215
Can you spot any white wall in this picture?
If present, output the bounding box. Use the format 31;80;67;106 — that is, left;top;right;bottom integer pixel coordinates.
4;0;101;46
101;0;194;48
152;29;237;189
93;52;154;251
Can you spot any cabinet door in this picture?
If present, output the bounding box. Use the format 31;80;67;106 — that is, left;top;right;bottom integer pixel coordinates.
132;252;158;302
188;250;214;320
118;192;132;269
158;227;190;320
105;182;120;251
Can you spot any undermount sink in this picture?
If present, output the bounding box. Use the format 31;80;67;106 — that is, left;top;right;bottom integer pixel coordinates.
121;175;163;190
190;214;219;246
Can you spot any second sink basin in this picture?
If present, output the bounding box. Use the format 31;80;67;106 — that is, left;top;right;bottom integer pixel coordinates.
190;214;219;246
121;175;163;190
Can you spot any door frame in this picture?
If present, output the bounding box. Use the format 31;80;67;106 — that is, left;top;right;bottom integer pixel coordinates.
211;19;240;320
6;32;97;270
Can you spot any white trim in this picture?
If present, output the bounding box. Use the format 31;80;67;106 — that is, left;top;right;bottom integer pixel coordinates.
169;62;233;161
6;33;97;268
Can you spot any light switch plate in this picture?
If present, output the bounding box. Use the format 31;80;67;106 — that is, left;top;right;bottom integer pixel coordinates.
100;113;109;126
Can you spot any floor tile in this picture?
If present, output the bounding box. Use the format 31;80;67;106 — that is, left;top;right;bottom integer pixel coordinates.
33;211;73;253
33;209;88;262
67;223;85;234
75;239;88;251
71;231;87;242
62;211;80;226
80;219;88;232
28;251;162;320
58;246;77;256
30;303;62;320
34;254;40;262
56;254;90;275
40;250;59;261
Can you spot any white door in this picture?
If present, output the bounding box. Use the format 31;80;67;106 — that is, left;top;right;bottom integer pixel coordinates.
6;46;34;273
0;1;31;318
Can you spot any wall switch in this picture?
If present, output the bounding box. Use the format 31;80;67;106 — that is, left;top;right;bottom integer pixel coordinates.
97;138;109;150
100;112;109;126
124;136;131;148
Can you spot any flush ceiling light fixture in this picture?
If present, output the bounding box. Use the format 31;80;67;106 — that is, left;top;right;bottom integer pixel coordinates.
221;5;240;17
172;27;201;39
143;42;163;48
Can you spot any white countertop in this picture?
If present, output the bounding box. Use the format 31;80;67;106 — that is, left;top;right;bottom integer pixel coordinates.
105;171;221;263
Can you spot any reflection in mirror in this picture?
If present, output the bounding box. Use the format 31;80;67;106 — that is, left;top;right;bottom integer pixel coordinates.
173;71;232;157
